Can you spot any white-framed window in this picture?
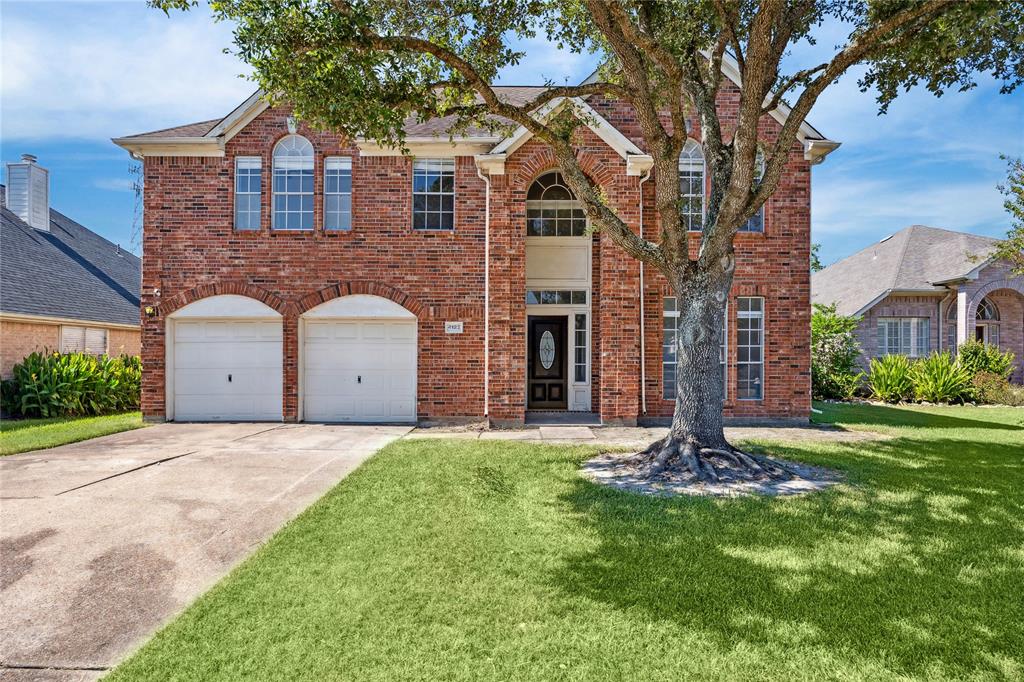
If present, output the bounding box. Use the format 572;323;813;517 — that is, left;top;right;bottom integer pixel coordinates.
412;158;454;230
663;297;727;400
526;171;586;236
234;156;261;230
60;326;107;355
324;156;352;231
740;150;766;233
975;297;1000;346
680;139;705;231
877;317;929;357
525;290;587;305
574;313;588;383
736;297;764;400
272;135;314;230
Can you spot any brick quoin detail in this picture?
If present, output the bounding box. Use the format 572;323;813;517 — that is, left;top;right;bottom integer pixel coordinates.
140;84;813;424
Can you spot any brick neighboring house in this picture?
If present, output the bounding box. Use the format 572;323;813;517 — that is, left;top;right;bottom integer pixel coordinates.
0;156;141;378
812;225;1024;383
113;67;839;426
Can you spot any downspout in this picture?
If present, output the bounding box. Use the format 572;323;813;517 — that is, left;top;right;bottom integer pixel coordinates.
638;168;652;416
477;166;491;418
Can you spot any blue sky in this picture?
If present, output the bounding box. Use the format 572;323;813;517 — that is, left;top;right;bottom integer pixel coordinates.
2;1;1022;264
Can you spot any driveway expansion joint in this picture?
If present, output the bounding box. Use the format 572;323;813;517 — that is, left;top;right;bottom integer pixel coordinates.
55;450;200;496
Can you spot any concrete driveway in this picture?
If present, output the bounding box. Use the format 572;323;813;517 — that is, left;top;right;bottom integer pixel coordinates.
0;422;410;680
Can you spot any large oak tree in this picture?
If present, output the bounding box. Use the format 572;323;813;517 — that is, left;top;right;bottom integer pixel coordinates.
157;0;1022;482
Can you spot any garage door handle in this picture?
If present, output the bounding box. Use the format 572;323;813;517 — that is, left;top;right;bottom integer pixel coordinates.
357;375;362;384
228;374;232;383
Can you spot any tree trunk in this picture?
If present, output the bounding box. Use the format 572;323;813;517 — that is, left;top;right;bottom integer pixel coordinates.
635;268;791;483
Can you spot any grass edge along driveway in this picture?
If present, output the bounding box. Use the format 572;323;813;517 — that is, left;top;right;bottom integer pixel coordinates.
0;412;144;456
107;403;1023;681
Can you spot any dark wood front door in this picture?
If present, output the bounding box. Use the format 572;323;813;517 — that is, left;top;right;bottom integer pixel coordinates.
527;315;567;409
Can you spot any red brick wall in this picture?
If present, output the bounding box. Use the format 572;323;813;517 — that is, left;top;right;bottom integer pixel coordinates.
141;88;814;424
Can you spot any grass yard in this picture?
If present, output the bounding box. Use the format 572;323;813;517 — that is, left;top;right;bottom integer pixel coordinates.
0;412;144;455
108;403;1023;681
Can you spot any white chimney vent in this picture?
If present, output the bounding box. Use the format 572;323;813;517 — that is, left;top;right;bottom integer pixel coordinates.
6;154;50;231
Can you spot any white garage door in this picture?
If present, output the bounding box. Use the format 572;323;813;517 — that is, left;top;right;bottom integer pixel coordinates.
172;320;283;421
303;319;416;422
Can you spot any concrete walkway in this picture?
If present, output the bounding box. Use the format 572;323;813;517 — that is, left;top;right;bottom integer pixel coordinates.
407;423;882;447
0;423;410;681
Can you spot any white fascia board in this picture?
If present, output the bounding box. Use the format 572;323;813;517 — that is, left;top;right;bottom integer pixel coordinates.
487;96;647;171
111;137;224;159
206;89;269;141
474;153;507;175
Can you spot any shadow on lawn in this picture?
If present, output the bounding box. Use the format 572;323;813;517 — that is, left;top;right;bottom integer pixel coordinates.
815;402;1024;431
553;435;1024;678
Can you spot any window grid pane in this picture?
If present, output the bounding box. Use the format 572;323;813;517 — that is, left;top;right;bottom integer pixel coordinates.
877;317;930;358
680;141;705;232
525;290;587;305
412;158;455;230
272;136;314;231
574;313;588;383
324;157;352;231
737;297;764;400
234;157;261;230
739;151;766;233
662;297;728;400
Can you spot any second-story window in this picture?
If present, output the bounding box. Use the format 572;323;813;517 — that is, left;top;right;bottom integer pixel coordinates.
272;135;314;230
740;150;766;233
234;156;261;230
324;157;352;231
679;140;705;232
412;158;454;230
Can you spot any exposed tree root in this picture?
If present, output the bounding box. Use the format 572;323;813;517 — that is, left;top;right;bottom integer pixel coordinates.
633;436;793;483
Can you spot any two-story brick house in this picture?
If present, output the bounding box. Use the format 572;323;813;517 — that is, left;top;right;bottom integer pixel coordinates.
114;68;838;426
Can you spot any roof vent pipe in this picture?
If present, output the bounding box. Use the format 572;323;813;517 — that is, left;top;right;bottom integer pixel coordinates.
5;154;50;231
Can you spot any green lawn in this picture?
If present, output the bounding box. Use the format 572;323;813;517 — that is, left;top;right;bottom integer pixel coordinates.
108;403;1023;681
0;412;144;455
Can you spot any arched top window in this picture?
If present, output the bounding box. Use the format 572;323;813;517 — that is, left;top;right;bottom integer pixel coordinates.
273;135;314;230
526;171;586;236
740;149;766;233
679;139;705;232
977;297;1000;321
946;301;957;322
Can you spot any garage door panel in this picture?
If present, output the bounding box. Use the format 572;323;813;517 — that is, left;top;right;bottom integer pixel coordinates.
172;319;282;421
302;319;416;423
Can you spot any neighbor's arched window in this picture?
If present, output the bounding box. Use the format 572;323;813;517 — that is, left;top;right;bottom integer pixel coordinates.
526;171;586;236
679;139;705;231
273;135;314;230
976;297;999;321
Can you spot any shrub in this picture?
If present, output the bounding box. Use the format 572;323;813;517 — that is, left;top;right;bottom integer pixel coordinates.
868;354;914;403
3;351;141;418
910;351;972;403
811;303;865;400
972;371;1024;406
957;340;1015;380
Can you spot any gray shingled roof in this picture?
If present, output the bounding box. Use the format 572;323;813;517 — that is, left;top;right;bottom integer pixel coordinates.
812;225;999;316
123;87;550;141
0;194;141;326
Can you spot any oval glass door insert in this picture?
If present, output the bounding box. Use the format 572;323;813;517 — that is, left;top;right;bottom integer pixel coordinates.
539;330;556;369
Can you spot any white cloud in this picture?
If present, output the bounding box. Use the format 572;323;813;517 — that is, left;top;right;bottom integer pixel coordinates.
93;177;134;192
1;1;254;141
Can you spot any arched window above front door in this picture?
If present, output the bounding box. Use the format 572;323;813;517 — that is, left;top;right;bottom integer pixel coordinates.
977;297;999;320
526;171;586;237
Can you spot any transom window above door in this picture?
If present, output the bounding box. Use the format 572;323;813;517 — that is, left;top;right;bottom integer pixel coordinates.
526;171;587;237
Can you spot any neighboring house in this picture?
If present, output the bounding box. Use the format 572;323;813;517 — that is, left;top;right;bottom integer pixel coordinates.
113;66;839;426
812;225;1024;382
0;156;142;377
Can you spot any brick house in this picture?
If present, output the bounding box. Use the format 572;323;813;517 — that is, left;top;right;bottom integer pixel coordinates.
812;225;1024;382
0;156;141;378
114;68;838;425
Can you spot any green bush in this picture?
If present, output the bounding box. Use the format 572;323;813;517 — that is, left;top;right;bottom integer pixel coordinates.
868;354;915;403
957;340;1015;380
972;371;1024;406
2;351;141;418
910;351;972;403
811;303;865;400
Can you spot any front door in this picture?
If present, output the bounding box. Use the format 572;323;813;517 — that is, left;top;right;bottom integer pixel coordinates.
527;315;567;409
